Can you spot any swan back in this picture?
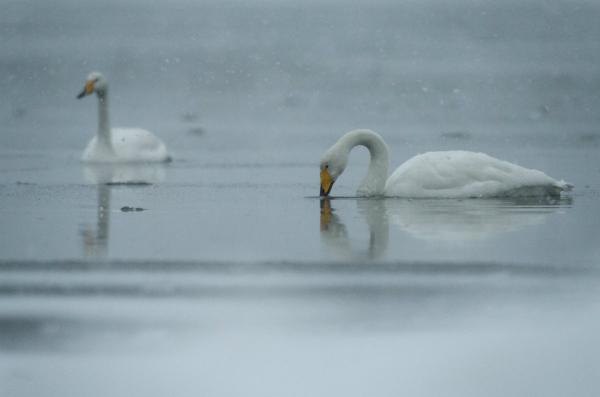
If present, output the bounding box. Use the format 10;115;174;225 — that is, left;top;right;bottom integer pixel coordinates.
82;128;170;163
385;151;569;198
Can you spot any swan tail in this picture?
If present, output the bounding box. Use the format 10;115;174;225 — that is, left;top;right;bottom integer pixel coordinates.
501;182;572;198
558;181;574;192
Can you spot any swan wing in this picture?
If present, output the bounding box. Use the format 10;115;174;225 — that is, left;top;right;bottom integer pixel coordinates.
384;151;569;198
82;128;170;163
111;128;170;163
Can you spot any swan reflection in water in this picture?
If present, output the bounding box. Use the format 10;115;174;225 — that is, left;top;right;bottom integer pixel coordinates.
320;198;389;260
320;196;572;259
79;163;166;258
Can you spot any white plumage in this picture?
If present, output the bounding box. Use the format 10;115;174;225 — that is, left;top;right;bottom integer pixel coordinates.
81;128;169;163
77;72;170;163
319;129;571;198
385;150;568;198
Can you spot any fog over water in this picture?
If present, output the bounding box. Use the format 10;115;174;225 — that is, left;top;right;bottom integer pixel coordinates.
1;1;600;396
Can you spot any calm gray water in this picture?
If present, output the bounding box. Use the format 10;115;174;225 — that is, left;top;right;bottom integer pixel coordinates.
1;1;600;396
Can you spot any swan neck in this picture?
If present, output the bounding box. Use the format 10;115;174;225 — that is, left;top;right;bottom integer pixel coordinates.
342;130;389;196
97;91;112;149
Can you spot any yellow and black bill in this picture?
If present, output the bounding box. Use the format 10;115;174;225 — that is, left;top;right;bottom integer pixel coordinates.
77;80;95;99
320;168;334;197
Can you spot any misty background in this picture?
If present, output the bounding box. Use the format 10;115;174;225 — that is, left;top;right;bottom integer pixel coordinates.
3;0;600;151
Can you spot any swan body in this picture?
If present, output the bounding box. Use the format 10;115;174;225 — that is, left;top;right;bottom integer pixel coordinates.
319;129;571;198
81;128;169;163
77;72;170;163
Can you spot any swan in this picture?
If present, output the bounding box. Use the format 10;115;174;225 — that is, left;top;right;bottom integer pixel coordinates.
319;129;572;198
77;72;170;163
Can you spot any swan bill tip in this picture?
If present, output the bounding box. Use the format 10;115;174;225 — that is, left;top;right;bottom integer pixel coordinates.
320;182;334;197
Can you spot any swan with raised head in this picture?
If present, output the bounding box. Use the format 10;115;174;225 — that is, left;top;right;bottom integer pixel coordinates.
319;129;572;198
77;72;170;163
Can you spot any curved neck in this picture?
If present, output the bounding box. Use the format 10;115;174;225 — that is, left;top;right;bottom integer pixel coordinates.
339;129;390;196
96;91;112;149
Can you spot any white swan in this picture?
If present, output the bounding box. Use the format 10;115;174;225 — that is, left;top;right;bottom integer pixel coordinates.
319;129;572;198
77;72;170;163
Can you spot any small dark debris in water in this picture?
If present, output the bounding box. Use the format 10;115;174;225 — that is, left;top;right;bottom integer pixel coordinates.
188;127;206;135
440;131;471;140
15;181;35;186
105;182;152;186
121;206;146;212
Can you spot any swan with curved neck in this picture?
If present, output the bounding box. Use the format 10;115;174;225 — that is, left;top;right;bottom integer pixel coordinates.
77;72;170;163
319;129;571;198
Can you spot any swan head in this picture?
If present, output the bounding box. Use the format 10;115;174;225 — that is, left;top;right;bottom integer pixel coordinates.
319;146;348;197
77;72;108;99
